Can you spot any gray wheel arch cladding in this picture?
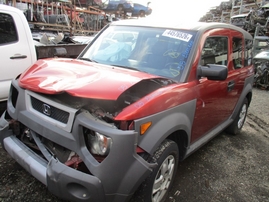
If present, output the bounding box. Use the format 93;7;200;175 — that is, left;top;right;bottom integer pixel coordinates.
134;99;196;155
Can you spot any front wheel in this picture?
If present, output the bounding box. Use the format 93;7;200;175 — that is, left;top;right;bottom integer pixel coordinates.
226;97;248;135
132;139;179;202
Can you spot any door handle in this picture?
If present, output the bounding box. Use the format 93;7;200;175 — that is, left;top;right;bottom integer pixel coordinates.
227;80;235;92
10;54;27;59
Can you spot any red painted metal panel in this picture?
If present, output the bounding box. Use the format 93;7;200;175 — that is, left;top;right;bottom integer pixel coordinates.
19;58;159;100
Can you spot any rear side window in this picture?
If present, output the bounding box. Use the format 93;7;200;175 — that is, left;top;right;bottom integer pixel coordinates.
0;13;18;45
245;39;252;66
201;37;228;66
232;37;243;69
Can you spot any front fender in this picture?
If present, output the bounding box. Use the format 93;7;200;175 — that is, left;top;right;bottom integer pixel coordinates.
135;100;196;155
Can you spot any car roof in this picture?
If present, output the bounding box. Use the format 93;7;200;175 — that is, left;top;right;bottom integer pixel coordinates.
110;18;253;40
133;3;146;6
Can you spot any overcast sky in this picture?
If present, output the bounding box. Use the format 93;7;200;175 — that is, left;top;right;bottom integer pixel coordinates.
136;0;228;21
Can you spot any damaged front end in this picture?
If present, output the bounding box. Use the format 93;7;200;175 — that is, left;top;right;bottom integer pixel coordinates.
0;75;174;201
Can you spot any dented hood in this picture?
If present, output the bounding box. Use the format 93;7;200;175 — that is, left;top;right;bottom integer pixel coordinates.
19;58;159;100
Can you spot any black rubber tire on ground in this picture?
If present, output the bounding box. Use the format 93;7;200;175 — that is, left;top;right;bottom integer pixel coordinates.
132;139;179;202
117;4;124;11
226;97;249;135
139;10;145;17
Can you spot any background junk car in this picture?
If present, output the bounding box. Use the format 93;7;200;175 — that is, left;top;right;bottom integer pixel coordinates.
132;3;152;17
0;19;254;202
102;0;134;13
0;5;87;107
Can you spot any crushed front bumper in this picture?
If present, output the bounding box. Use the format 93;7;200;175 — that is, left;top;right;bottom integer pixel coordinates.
0;114;105;201
0;79;155;202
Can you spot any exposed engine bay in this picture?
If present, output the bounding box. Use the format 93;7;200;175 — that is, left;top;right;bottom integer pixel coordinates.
11;123;89;171
39;78;175;128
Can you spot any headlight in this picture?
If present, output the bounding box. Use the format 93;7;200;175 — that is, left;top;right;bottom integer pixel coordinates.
84;128;112;156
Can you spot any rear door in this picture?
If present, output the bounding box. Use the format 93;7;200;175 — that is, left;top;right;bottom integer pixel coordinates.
226;30;251;109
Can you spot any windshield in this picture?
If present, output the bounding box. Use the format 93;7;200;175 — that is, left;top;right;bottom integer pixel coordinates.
80;25;197;80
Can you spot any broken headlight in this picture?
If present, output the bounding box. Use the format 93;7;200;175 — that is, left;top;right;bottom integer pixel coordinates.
83;128;112;156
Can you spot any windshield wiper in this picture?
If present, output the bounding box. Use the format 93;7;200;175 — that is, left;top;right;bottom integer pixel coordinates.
111;64;140;71
79;58;98;63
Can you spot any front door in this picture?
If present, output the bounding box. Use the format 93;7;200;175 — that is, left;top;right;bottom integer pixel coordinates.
191;29;244;143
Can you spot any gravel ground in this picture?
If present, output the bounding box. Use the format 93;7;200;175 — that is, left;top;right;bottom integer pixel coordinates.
0;88;269;202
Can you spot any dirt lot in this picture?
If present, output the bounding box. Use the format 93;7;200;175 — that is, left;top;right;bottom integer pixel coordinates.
0;88;269;202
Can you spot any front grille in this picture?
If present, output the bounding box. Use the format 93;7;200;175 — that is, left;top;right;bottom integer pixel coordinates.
31;96;69;124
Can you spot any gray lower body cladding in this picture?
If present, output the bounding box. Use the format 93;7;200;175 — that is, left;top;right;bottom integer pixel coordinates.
0;79;153;202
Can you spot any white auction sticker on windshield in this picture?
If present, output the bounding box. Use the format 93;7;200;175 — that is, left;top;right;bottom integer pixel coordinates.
162;30;192;42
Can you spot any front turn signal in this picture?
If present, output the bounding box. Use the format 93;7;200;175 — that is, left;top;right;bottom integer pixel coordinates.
140;122;152;135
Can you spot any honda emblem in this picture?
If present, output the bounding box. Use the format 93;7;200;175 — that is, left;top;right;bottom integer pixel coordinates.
42;104;51;116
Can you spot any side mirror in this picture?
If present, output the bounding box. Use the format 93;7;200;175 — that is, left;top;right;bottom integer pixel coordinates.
198;64;228;80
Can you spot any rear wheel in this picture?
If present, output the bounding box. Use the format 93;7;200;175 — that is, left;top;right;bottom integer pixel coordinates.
117;4;124;11
132;139;179;202
139;10;146;17
226;97;248;135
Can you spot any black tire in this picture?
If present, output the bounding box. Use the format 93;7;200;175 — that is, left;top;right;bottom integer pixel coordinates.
139;10;145;17
132;139;179;202
226;97;248;135
117;4;124;11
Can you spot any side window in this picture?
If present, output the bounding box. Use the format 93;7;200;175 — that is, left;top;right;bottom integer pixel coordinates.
245;39;253;66
232;37;243;69
0;13;18;45
201;37;228;66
